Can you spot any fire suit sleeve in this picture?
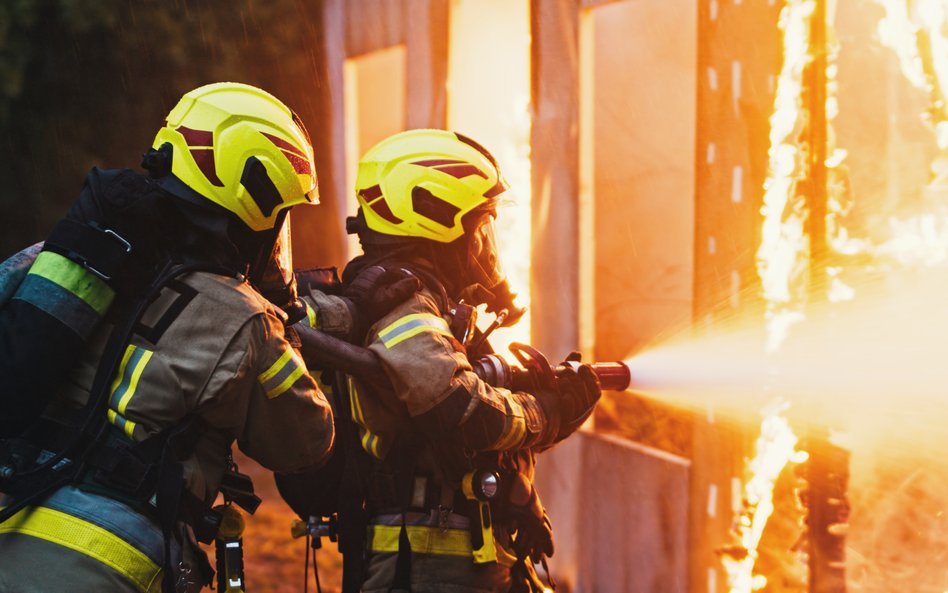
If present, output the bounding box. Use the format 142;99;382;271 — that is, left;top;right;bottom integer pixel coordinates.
367;291;556;451
235;309;335;472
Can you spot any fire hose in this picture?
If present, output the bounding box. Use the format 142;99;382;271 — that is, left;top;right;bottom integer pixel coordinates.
294;325;631;393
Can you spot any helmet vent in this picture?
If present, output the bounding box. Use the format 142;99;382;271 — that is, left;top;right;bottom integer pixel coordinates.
241;156;283;218
359;184;384;202
412;186;461;228
367;195;403;224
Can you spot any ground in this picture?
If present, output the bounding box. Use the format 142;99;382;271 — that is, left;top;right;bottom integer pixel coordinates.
203;453;343;593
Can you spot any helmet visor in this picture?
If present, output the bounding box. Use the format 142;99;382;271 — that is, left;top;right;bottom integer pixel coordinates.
252;211;299;310
468;215;505;290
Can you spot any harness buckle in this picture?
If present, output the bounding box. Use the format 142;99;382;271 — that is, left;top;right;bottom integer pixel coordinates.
84;228;131;281
438;504;451;533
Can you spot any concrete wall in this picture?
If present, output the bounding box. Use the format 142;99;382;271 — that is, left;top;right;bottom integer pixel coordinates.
536;432;691;593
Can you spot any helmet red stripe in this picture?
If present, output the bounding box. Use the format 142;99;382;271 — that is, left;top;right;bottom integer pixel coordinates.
177;126;214;147
262;132;307;159
412;159;464;167
434;164;487;180
189;148;225;187
283;151;313;177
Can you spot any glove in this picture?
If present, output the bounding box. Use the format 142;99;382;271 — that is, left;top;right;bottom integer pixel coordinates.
504;472;555;562
344;265;423;329
552;352;602;441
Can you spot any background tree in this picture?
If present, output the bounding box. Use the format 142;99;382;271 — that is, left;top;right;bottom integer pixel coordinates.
0;0;340;261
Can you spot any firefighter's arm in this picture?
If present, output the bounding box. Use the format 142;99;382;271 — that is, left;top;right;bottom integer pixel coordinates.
298;265;422;339
235;311;335;473
0;170;131;437
367;294;557;451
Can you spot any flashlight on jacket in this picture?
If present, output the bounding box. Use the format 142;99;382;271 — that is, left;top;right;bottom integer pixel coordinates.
214;505;246;593
472;353;632;392
461;470;501;564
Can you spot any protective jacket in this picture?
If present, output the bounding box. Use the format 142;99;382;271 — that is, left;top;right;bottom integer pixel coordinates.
304;282;553;593
0;270;334;593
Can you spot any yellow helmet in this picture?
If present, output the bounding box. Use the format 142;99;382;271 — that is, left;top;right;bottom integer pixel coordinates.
152;82;318;232
354;129;508;243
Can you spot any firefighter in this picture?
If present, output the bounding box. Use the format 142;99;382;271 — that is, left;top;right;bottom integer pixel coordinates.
303;129;601;593
0;83;336;593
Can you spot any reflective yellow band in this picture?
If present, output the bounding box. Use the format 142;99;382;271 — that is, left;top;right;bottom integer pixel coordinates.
378;313;452;348
306;302;318;329
265;364;305;399
258;349;293;384
347;376;366;424
0;506;162;593
494;398;527;450
107;409;138;439
259;348;305;399
28;251;114;315
368;524;472;557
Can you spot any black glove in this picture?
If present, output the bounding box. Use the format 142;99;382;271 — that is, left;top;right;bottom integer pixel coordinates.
552;352;602;441
503;472;555;562
344;265;423;329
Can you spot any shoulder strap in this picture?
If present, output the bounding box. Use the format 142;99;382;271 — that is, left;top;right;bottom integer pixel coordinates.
333;370;372;593
0;261;236;524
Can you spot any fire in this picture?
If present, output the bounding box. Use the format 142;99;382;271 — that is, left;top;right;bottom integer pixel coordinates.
724;1;816;591
757;0;816;354
446;0;532;359
722;403;808;593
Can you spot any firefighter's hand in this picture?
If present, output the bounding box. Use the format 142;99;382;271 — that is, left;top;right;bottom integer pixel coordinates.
344;266;422;327
505;473;555;561
553;360;601;441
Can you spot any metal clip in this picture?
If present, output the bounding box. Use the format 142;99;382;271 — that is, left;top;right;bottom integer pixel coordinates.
175;561;193;593
438;505;451;533
84;229;131;281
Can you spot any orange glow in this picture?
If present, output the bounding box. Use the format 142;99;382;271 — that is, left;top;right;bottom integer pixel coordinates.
726;2;816;591
447;0;531;360
756;0;815;354
722;403;808;593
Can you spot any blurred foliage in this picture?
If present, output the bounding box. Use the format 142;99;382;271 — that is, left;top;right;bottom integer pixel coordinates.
0;0;326;258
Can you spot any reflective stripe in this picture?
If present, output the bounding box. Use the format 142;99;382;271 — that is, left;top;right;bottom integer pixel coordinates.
108;346;153;439
378;313;452;348
494;397;527;450
306;301;318;329
368;524;472;557
258;348;305;399
265;365;305;399
347;375;366;425
347;376;387;459
110;346;154;414
0;506;163;593
13;274;103;339
27;251;114;315
107;409;138;439
259;349;292;384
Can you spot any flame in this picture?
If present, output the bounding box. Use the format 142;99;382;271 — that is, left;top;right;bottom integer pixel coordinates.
722;403;808;593
869;0;948;270
757;0;817;354
724;2;817;591
489;98;532;357
446;0;531;360
732;1;948;591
